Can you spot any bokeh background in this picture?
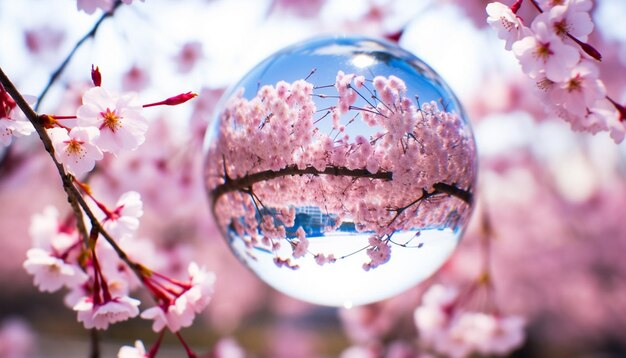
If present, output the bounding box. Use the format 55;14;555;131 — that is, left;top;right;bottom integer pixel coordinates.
1;0;626;356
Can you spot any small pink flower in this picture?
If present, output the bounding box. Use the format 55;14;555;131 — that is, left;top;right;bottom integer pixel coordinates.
512;21;579;81
102;191;144;239
0;89;35;147
23;248;88;292
122;65;150;92
76;87;148;153
533;0;593;41
175;41;204;74
76;0;115;14
117;340;148;358
140;262;215;332
486;2;531;50
293;227;309;258
551;60;605;114
74;295;140;330
48;126;103;176
24;26;65;56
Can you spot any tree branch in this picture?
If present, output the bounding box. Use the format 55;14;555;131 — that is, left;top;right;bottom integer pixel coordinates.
0;66;144;278
210;163;473;206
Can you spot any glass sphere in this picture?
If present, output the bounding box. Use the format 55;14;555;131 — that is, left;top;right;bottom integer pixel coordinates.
203;36;477;307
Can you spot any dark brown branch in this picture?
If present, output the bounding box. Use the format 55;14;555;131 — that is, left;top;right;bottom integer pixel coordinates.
210;163;472;206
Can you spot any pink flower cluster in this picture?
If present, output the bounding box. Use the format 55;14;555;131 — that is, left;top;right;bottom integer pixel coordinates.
22;190;214;351
48;85;149;177
76;0;144;15
414;284;525;357
0;85;35;147
206;71;475;270
487;0;626;142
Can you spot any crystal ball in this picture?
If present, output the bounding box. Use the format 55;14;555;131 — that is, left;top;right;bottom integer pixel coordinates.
203;36;477;307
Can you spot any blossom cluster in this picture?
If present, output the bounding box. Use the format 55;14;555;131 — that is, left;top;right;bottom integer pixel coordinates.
205;72;475;270
9;64;206;355
414;284;525;357
23;196;215;334
76;0;145;15
487;0;626;142
0;84;35;147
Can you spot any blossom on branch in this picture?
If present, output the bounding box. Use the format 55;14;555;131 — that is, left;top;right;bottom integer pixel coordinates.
100;191;144;240
117;340;148;358
414;284;525;358
23;248;88;292
48;126;103;177
486;2;530;50
74;295;140;330
77;87;148;153
0;86;35;146
140;262;216;332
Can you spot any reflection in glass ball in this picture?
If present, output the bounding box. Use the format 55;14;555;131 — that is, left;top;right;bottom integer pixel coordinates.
203;36;477;307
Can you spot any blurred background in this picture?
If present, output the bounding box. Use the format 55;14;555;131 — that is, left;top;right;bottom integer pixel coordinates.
1;0;626;356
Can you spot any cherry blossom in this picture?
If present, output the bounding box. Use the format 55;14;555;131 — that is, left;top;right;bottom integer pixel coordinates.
0;87;35;146
117;340;148;358
76;0;115;14
206;72;475;272
100;191;144;240
512;21;579;81
76;87;148;153
414;284;525;358
24;26;65;56
486;2;531;50
74;295;140;330
23;248;88;292
140;262;216;332
0;318;35;358
549;60;605;115
212;337;246;358
48;126;103;177
533;0;593;41
175;41;204;74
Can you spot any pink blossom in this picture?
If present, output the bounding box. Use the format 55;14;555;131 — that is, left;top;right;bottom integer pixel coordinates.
414;285;526;358
183;262;216;313
533;0;593;41
512;21;579;81
28;206;76;252
140;297;195;332
0;318;35;358
175;41;204;74
24;26;65;56
74;295;140;330
212;337;246;358
76;0;115;14
122;65;150;92
292;227;309;258
551;60;605;114
117;340;148;358
48;126;103;177
0;89;35;146
486;2;531;51
141;262;215;332
101;191;144;239
23;248;88;292
76;87;148;153
363;236;391;271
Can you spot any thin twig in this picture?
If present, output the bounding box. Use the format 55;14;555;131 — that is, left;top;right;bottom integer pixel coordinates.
35;0;123;111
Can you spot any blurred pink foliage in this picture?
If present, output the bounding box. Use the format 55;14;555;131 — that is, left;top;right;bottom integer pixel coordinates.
0;0;625;356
